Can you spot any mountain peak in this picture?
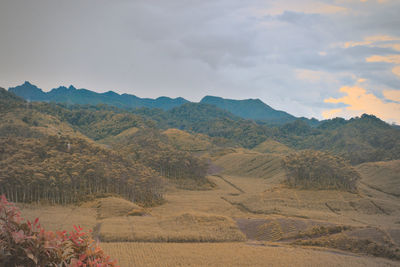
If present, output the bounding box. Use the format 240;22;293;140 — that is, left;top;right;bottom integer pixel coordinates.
23;81;33;86
8;81;46;101
200;95;296;124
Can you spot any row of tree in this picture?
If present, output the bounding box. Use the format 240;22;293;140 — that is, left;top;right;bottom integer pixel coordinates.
0;136;164;205
283;150;360;192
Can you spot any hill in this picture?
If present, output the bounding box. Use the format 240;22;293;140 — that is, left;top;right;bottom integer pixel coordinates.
356;160;400;197
9;81;189;110
133;103;274;148
252;139;293;154
200;95;296;124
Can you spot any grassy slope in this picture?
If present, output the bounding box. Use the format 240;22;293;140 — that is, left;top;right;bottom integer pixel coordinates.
356;160;400;197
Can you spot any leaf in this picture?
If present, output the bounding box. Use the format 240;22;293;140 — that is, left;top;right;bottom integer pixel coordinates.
26;251;38;264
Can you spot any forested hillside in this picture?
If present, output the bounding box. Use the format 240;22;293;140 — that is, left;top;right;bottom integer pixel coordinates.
133;102;400;164
0;88;209;204
200;95;296;124
1;87;400;207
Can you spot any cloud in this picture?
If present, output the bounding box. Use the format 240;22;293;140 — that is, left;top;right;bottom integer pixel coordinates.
383;89;400;102
366;55;400;64
392;66;400;78
0;0;400;120
344;35;400;50
295;69;339;83
323;85;400;124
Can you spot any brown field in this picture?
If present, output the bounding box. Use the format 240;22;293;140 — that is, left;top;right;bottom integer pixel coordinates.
100;242;398;267
99;213;245;242
18;203;97;232
213;149;285;179
356;160;400;197
16;152;400;265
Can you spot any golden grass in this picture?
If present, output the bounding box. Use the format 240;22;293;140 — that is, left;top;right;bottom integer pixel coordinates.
18;203;97;232
1;108;90;140
225;186;400;227
99;212;245;242
97;197;144;219
99;127;139;144
357;160;400;197
213;150;285;179
163;128;213;151
101;242;399;267
252;139;293;154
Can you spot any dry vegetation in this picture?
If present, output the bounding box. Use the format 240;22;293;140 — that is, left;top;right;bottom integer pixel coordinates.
96;197;146;219
213;149;285;179
17;203;97;232
163;128;213;152
252;139;293;154
356;160;400;197
13;149;400;266
99;212;245;242
101;242;399;267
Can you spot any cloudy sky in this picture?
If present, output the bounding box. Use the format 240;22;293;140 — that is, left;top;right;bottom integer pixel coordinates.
0;0;399;123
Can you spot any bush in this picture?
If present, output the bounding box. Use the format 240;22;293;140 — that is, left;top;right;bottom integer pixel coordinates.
0;195;117;266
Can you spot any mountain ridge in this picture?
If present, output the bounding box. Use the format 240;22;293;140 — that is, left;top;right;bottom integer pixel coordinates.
9;82;302;124
9;82;189;110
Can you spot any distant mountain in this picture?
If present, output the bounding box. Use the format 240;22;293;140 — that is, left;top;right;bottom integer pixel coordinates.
9;81;189;110
200;95;297;124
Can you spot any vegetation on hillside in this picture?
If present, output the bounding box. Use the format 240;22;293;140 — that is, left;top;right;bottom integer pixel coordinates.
110;129;209;186
0;136;163;205
283;150;360;192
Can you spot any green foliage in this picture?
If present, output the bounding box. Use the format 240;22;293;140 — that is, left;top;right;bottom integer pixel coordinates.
110;129;209;185
133;103;274;148
277;114;400;164
0;136;163;205
283;150;360;192
33;103;147;140
0;87;25;112
0;195;117;266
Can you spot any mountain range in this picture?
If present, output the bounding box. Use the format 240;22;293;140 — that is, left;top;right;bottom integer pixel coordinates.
9;81;303;125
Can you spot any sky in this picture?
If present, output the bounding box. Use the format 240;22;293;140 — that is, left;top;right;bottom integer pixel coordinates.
0;0;399;123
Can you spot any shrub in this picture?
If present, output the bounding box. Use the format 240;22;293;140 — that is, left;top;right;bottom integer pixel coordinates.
0;195;117;266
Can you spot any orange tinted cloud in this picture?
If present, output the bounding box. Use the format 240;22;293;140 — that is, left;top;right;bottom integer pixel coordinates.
345;35;400;48
392;66;400;78
366;55;400;64
383;89;400;102
323;86;400;124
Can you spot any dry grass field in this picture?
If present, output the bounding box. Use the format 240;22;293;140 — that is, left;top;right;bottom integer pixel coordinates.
252;139;293;154
163;128;213;152
100;242;399;267
99;213;245;242
213;149;285;179
357;160;400;197
15;151;400;265
18;203;97;232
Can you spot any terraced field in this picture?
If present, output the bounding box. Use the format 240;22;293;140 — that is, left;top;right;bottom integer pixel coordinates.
101;242;398;267
18;152;400;266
